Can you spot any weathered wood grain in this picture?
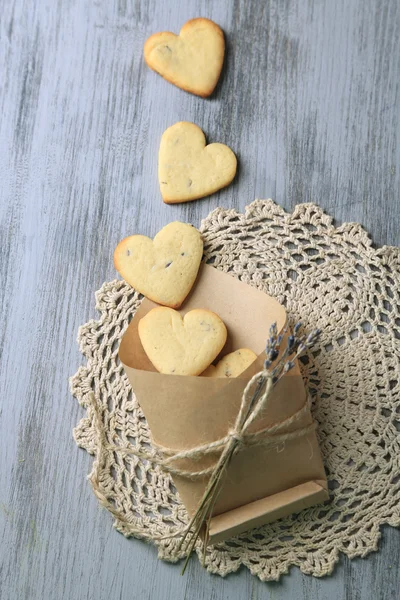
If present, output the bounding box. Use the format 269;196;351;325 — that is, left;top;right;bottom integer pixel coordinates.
0;0;399;598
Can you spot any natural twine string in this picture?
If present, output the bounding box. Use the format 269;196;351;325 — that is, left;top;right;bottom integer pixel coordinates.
85;370;316;549
101;373;315;478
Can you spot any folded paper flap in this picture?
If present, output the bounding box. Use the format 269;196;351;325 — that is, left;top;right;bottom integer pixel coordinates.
119;298;158;372
314;478;329;491
207;480;330;545
210;481;328;529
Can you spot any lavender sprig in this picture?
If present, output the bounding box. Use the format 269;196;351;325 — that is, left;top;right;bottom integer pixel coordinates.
264;321;321;384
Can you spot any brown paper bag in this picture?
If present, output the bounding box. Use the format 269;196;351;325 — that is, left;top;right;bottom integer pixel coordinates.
119;264;328;544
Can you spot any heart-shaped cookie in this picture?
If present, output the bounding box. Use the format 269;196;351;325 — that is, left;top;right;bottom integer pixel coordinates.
159;122;237;203
138;307;227;376
114;222;203;308
144;18;225;97
202;348;257;378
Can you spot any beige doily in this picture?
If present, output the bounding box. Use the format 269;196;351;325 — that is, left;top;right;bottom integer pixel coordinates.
70;200;400;582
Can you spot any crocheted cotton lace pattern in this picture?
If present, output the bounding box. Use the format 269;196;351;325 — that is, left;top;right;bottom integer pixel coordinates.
70;200;400;581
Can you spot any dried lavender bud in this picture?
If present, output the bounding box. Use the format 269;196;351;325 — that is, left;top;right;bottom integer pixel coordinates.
269;322;278;337
270;349;279;361
294;322;302;334
306;329;321;344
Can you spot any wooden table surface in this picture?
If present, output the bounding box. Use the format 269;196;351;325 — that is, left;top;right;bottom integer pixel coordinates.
1;1;399;598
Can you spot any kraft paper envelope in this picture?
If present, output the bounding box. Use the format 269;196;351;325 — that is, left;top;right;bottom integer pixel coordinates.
119;264;328;544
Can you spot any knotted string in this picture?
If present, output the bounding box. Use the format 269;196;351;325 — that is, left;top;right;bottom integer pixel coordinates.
102;372;314;477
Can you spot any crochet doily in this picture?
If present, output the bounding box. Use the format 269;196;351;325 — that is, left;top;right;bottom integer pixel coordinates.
70;200;400;581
